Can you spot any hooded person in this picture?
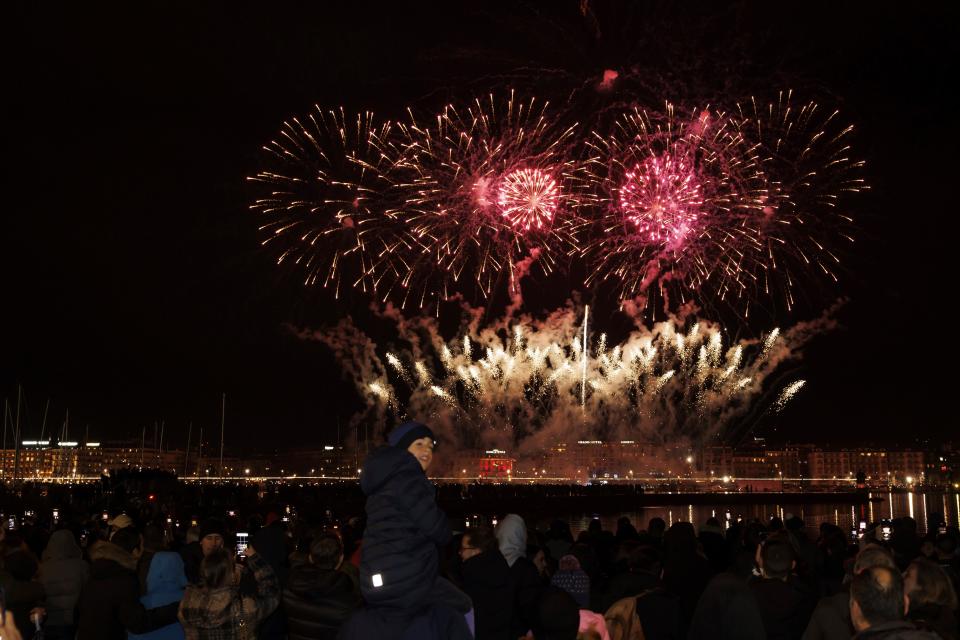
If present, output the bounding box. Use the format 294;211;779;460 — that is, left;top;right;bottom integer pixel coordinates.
495;514;545;638
130;552;189;640
342;421;471;640
40;529;91;639
76;527;181;640
457;525;514;640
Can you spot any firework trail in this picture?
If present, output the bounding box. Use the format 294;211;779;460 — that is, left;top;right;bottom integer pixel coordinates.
306;304;806;455
365;91;593;310
247;107;401;298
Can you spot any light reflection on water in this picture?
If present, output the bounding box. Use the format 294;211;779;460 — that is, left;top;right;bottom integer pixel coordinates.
555;492;958;538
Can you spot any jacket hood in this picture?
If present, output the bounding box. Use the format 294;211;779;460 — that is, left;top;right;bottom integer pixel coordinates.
495;514;527;567
43;530;82;561
89;539;138;572
142;551;188;609
359;445;423;496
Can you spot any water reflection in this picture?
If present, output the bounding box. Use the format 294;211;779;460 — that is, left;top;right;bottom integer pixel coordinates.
556;492;958;538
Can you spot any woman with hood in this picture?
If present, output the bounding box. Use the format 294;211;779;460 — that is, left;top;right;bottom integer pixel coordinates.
495;514;545;638
177;545;279;640
130;552;188;640
40;529;91;640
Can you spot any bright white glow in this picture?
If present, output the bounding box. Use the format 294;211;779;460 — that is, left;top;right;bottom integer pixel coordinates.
372;573;383;588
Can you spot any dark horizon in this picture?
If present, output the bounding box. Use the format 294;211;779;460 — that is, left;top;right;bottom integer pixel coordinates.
5;2;956;449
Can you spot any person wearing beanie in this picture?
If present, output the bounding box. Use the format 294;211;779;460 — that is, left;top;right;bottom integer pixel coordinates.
341;421;472;639
551;555;590;609
199;519;227;557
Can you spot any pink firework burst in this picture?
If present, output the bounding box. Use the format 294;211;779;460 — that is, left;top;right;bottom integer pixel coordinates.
498;168;561;231
620;153;704;245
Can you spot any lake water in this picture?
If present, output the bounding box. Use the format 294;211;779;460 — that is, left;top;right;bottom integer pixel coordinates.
556;492;960;538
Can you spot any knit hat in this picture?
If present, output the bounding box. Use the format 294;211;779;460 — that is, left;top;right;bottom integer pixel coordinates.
200;518;227;540
387;421;435;450
551;555;590;608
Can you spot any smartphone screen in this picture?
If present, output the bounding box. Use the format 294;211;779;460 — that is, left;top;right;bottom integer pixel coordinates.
235;532;249;557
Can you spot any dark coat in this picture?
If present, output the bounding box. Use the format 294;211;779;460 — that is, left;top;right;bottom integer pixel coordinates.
283;563;359;640
907;602;959;640
634;587;682;640
76;540;180;640
749;575;818;640
337;603;472;640
597;570;659;613
853;621;941;639
507;556;544;639
687;572;766;640
358;446;450;613
251;524;290;640
0;551;46;640
802;589;852;640
461;549;514;640
40;530;91;627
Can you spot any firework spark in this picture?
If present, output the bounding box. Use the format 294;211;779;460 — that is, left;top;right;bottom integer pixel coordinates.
348;306;803;452
584;103;772;314
247;107;401;297
584;95;864;317
498;168;562;230
370;91;591;309
249;92;863;319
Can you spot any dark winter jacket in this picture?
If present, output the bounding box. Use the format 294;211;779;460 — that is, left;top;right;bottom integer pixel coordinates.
597;570;659;613
337;602;472;640
687;572;766;640
634;587;682;640
749;575;818;640
40;530;91;627
250;524;290;640
460;549;514;640
0;550;46;640
358;446;450;613
853;620;941;640
802;589;853;640
907;602;959;640
508;556;544;638
76;539;180;640
283;563;359;640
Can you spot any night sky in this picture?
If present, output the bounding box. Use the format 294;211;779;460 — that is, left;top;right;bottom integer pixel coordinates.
5;3;957;450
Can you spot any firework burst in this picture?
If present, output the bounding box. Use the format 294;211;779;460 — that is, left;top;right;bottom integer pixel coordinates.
351;306;803;452
584;103;773;315
732;90;866;311
584;93;865;318
370;91;592;309
247;107;401;297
